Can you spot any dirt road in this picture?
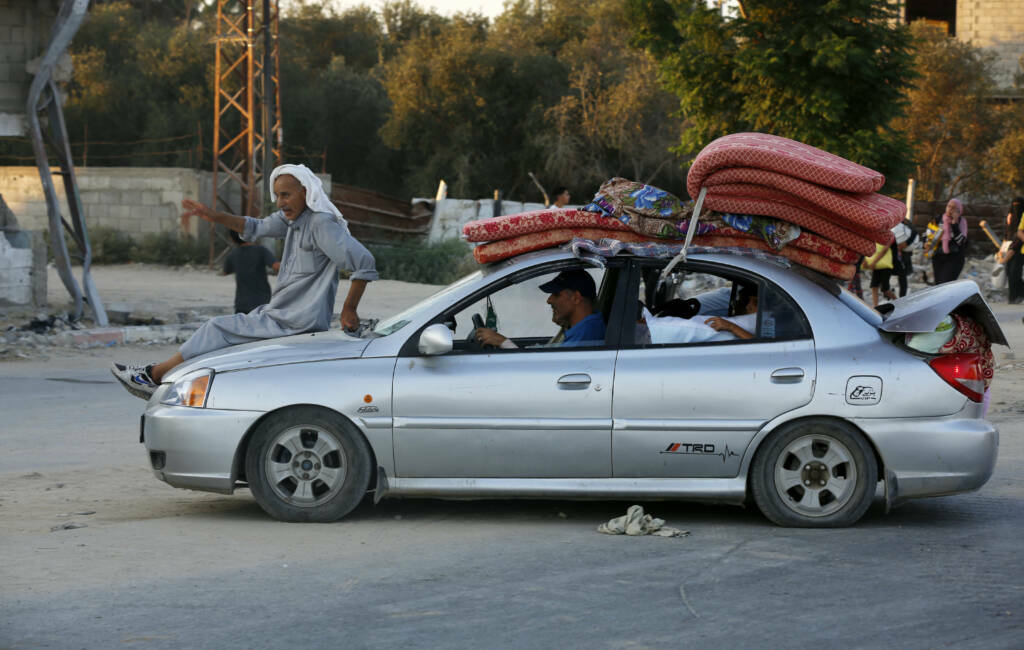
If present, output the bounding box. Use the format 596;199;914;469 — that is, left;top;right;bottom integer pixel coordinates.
1;267;1022;648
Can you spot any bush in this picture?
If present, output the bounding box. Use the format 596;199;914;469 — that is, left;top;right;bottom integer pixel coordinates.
367;238;475;285
63;227;208;265
132;230;207;265
85;226;136;264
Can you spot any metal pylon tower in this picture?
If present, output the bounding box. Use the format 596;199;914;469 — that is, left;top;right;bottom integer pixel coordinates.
211;0;281;264
27;0;108;325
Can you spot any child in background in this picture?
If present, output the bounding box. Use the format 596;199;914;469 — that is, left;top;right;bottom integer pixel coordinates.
223;229;280;314
864;241;896;307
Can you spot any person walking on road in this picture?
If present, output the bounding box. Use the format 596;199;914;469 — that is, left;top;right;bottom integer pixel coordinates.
223;229;279;314
932;198;968;285
111;164;378;399
1004;196;1024;304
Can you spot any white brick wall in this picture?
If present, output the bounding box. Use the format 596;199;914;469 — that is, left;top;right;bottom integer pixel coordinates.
0;231;34;305
0;1;56;135
0;166;204;239
957;0;1024;90
0;166;336;243
427;198;552;244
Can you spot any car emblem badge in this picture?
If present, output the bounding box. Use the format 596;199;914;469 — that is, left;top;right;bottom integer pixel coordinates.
357;405;379;414
845;376;882;405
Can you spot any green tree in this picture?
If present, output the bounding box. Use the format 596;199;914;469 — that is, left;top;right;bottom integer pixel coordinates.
380;17;562;198
990;54;1024;194
538;0;683;196
895;22;1003;201
280;2;383;73
628;0;916;189
62;2;214;167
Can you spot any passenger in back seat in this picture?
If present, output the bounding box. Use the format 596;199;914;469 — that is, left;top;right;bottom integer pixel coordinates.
703;285;757;340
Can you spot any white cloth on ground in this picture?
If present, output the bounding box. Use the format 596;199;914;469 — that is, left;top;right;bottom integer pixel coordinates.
270;164;343;220
597;505;689;537
179;207;377;360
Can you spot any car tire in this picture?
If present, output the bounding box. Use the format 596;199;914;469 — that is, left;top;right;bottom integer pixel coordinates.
245;406;372;523
751;418;877;527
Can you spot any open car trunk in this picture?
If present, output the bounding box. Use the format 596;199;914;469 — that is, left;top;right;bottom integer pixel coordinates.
875;280;1008;347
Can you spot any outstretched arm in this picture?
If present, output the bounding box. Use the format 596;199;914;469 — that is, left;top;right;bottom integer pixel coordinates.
181;199;246;233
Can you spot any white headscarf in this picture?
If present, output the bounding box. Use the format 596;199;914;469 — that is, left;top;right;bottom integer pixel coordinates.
269;163;344;221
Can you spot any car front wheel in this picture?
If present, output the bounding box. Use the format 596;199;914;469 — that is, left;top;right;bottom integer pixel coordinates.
245;407;372;522
751;418;877;527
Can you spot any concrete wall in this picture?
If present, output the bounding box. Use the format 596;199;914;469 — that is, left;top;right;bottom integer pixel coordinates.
0;166;334;242
0;229;46;307
0;0;61;136
958;1;1024;91
427;198;551;243
1;167;204;238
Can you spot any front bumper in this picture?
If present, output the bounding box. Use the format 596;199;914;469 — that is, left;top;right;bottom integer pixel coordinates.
142;404;264;494
856;416;999;504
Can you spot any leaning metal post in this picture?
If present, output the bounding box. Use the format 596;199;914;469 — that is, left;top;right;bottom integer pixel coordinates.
26;0;108;326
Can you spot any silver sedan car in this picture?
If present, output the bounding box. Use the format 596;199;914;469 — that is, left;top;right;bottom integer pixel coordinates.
140;249;1005;527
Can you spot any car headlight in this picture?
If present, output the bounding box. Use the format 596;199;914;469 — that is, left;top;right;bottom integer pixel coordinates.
161;368;214;408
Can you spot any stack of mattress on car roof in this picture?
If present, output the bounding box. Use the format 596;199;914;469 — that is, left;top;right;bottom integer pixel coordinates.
462;133;906;280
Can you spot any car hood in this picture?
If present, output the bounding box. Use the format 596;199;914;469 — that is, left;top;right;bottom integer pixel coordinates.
877;279;1008;346
164;330;371;381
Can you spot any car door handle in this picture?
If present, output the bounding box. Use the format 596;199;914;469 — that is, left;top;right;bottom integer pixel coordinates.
558;373;592;389
771;367;805;382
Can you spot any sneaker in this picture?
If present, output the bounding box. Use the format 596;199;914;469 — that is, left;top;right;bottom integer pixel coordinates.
110;362;158;399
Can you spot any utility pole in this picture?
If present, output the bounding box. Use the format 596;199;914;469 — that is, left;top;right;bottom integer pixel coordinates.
211;0;281;266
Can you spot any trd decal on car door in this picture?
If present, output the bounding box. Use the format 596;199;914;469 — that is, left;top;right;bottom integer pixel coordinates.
660;443;741;463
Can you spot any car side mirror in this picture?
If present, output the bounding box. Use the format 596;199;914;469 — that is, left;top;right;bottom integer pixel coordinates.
418;324;453;356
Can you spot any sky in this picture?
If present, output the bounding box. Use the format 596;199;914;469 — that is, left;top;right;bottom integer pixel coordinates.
329;0;509;19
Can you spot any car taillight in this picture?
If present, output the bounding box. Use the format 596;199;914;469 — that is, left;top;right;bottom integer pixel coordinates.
929;353;985;403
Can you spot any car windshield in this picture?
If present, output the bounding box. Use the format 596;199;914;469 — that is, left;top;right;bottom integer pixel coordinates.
370;269;483;337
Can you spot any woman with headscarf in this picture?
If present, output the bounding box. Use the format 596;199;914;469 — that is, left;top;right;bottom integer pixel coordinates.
1003;196;1024;303
110;164;379;399
931;198;968;284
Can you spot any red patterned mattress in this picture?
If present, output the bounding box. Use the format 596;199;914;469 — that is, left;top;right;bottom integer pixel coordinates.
472;228;652;264
703;192;884;255
687;132;885;196
714;226;861;265
701;167;904;233
692;235;857;281
463;208;628;243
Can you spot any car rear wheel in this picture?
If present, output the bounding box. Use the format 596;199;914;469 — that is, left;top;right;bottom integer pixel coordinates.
245;407;372;522
751;418;877;527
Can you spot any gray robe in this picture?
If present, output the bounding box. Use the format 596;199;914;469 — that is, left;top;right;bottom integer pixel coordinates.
179;208;377;360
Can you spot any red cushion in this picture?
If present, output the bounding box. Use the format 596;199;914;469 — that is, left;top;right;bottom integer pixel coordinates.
693;234;857;280
463;208;629;243
702;167;904;232
687;132;885;196
472;228;651;263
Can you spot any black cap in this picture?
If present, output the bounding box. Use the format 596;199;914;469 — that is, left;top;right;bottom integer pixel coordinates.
539;269;596;299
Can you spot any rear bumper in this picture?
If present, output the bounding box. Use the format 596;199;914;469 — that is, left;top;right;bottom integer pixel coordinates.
142;404;263;494
856;416;998;503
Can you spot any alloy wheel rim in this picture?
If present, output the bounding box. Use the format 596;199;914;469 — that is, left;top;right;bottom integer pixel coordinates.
264;425;347;507
773;434;858;518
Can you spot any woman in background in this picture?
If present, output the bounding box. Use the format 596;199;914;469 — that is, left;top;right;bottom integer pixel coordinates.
932;198;968;284
1004;197;1024;303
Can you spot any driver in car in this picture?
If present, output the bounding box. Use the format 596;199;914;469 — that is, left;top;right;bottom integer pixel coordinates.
474;269;606;349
